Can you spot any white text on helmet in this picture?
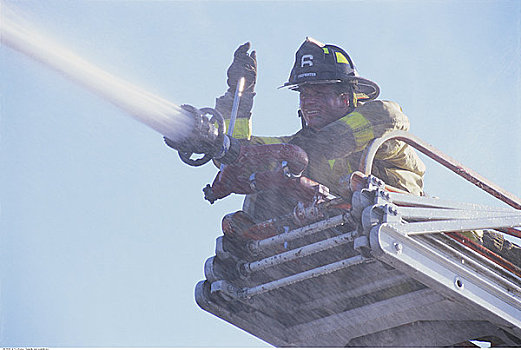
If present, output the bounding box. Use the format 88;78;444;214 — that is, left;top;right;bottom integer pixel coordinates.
297;72;316;78
301;55;313;67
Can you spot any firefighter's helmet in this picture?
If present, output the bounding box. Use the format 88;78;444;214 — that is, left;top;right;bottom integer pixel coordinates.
282;37;380;102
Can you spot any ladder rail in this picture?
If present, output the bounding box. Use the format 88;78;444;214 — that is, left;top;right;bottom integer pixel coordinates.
359;130;521;210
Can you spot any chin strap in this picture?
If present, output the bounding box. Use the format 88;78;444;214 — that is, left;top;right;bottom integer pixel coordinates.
351;90;358;108
298;109;308;130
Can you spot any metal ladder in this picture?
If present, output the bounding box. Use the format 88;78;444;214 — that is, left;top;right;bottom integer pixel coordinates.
195;131;521;347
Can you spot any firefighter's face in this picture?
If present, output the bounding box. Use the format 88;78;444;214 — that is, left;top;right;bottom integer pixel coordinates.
299;84;350;130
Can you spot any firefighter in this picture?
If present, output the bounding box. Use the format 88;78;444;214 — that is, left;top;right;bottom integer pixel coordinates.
214;38;425;209
213;38;521;267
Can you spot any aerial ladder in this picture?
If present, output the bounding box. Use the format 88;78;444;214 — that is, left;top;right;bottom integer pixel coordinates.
194;130;521;347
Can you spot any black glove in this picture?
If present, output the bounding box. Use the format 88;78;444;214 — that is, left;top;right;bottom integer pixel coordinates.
226;42;257;94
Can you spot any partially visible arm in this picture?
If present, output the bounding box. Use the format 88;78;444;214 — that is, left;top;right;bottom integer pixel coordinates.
215;42;294;146
215;42;257;140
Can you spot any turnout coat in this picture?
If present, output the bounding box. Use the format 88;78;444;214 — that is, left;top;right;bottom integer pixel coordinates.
219;99;426;200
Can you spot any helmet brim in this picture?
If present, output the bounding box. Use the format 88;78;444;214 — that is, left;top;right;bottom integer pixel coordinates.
279;76;380;102
280;79;342;90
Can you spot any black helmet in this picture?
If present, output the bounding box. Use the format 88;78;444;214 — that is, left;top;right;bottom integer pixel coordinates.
282;37;380;102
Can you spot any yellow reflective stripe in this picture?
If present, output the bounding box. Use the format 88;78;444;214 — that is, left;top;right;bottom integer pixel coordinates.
335;52;349;64
257;136;284;145
328;158;352;173
340;112;375;149
225;118;252;140
323;47;329;54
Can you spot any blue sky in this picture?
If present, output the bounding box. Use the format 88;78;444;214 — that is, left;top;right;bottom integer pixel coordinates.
1;0;520;347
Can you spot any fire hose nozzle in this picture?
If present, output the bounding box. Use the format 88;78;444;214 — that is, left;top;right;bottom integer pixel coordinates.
163;104;240;167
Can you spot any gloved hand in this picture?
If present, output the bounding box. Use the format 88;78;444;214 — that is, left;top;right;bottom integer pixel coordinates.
226;42;257;94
